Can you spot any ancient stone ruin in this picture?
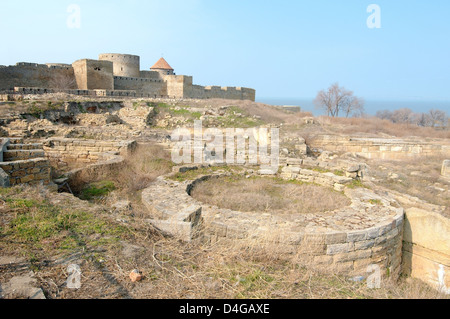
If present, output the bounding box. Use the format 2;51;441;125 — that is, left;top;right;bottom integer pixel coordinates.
0;95;448;298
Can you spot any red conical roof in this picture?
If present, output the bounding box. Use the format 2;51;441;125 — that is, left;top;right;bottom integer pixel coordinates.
150;57;174;70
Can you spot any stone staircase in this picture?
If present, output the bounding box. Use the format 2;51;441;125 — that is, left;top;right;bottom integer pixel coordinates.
0;138;51;187
2;138;45;162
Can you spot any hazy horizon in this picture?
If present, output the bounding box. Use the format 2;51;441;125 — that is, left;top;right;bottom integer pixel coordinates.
257;97;450;116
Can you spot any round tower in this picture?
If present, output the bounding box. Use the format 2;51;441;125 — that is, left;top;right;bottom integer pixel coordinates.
98;53;140;78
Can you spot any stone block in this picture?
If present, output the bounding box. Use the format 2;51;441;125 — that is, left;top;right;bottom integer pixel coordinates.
20;175;35;184
325;232;347;245
327;243;351;255
334;249;372;263
347;230;368;242
146;219;194;242
11;170;26;177
354;239;376;251
366;227;381;240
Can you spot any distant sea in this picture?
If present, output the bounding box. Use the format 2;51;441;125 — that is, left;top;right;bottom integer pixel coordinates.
257;98;450;117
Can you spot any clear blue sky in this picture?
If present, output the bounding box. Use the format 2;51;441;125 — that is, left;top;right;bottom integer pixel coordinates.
1;0;449;103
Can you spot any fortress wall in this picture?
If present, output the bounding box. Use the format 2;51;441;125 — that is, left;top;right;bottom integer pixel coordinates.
99;54;140;78
72;59;114;91
0;63;75;91
165;75;190;98
114;76;167;97
184;82;256;101
242;87;256;101
140;70;162;80
312;135;450;160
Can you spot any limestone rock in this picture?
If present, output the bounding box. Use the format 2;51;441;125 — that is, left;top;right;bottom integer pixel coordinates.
0;271;46;299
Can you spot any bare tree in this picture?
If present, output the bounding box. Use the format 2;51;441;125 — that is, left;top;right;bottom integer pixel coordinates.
376;110;393;121
413;113;431;127
49;72;77;90
391;108;414;124
343;96;365;118
314;83;365;117
428;109;448;128
376;108;448;128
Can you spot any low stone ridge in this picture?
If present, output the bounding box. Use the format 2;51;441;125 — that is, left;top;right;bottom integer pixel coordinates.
142;176;203;242
312;134;450;160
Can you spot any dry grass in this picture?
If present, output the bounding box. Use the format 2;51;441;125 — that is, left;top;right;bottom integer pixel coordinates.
191;176;350;214
172;98;313;125
0;185;447;299
317;116;450;139
368;155;450;216
67;143;174;219
113;143;174;192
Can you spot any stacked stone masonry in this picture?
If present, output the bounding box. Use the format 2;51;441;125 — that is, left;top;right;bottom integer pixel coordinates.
0;138;51;186
142;168;404;280
312;135;450;160
42;138;137;168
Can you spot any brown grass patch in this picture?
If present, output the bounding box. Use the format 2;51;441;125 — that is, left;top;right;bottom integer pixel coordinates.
190;176;350;214
318;116;450;139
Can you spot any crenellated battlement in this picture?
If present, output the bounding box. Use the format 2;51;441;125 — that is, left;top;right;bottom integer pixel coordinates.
0;53;256;101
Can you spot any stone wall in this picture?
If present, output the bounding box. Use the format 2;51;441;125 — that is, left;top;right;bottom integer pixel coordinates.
312;135;450;160
163;75;256;101
72;59;114;91
0;63;75;91
402;208;450;294
3;148;45;162
43;138;137;168
143;169;404;280
0;158;51;186
140;70;162;80
114;76;167;98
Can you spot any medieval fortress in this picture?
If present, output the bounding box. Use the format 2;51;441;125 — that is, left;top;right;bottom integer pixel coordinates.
0;53;256;101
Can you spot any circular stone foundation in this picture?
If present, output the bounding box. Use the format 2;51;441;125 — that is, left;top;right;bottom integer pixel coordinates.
142;168;404;280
